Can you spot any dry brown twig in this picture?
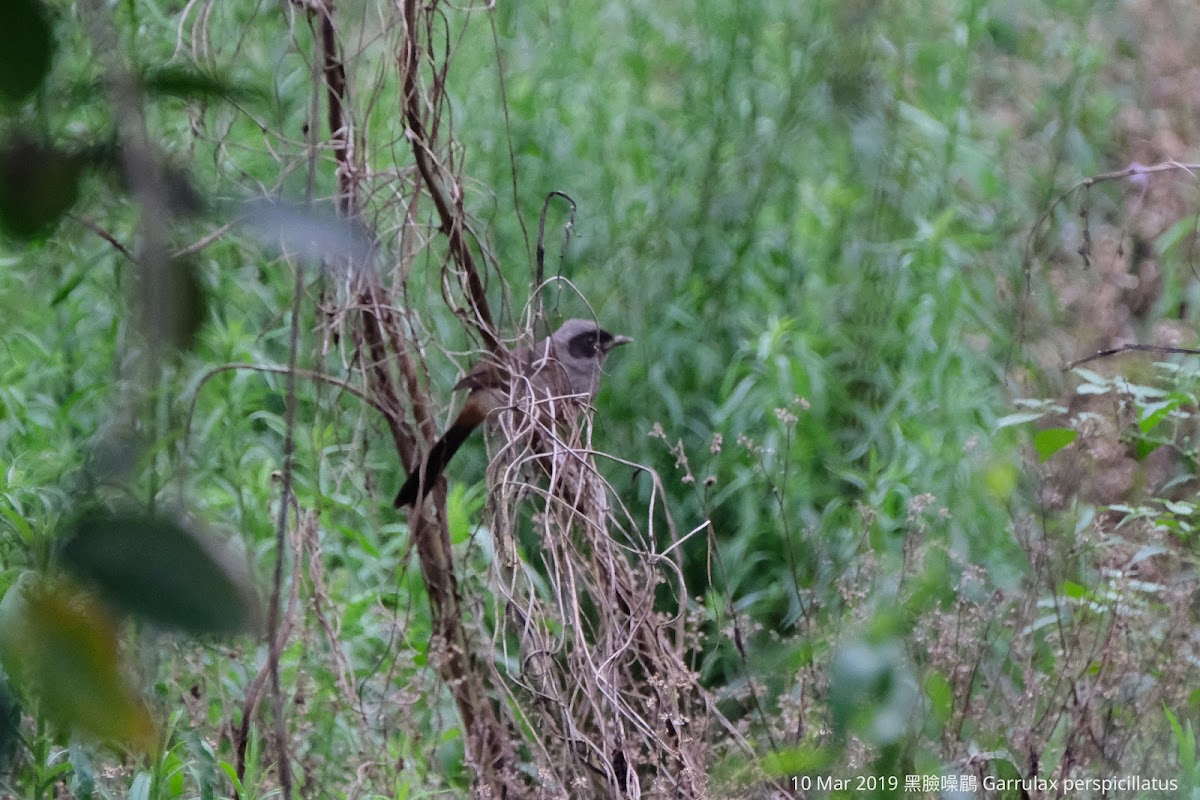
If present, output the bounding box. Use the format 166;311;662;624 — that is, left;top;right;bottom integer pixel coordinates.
456;342;753;797
1023;160;1200;291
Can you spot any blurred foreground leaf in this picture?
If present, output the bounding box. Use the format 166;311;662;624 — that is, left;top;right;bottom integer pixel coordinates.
0;0;53;103
829;638;916;745
0;577;156;750
59;511;261;636
0;138;82;240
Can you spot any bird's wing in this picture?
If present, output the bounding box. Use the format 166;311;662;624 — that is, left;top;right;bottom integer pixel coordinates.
451;336;556;391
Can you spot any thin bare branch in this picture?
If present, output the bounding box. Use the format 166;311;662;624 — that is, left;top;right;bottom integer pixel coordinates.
1066;342;1200;370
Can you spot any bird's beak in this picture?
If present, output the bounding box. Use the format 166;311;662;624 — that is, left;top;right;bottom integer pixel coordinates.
608;335;633;350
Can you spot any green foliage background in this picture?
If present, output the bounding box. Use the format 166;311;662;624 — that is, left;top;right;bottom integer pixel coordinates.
5;0;1199;796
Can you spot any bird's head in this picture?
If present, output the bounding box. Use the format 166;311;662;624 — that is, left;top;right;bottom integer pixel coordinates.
556;318;633;361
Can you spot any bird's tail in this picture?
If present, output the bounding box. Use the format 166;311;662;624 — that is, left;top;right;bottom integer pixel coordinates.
394;422;474;507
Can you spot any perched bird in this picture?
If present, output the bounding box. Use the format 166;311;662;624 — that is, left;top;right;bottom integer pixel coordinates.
395;319;632;507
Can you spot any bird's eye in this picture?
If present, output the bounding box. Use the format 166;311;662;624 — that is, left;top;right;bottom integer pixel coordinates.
567;331;600;360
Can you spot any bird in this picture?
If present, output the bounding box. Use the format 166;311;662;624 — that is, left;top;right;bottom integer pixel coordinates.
394;319;632;508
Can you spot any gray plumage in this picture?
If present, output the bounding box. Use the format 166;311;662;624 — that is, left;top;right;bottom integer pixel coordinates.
395;319;632;507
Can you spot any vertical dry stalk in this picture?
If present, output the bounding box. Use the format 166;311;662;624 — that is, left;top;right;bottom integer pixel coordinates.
295;0;526;794
480;383;717;797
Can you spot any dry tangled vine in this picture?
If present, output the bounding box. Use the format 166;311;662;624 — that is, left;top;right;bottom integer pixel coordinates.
173;0;763;796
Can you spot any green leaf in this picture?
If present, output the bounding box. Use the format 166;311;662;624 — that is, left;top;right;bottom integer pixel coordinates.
1134;438;1159;461
217;761;243;796
1033;428;1078;461
162;749;188;797
922;671;952;725
68;742;97;796
1158;216;1198;257
50;267;89;306
1060;580;1088;599
760;745;830;776
58;511;261;636
129;772;152;800
0;507;34;548
1166;705;1198;785
446;484;472;545
1139;398;1180;433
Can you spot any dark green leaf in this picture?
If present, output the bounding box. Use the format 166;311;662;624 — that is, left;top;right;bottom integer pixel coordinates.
1134;438;1159;462
58;511;261;636
0;0;53;103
